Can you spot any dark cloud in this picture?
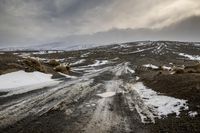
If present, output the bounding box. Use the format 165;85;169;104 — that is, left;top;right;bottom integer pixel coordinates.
0;0;200;47
57;16;200;45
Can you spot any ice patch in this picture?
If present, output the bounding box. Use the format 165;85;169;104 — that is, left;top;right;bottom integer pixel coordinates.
131;82;188;122
97;92;116;98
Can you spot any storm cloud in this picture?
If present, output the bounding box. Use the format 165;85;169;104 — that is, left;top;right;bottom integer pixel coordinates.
0;0;200;47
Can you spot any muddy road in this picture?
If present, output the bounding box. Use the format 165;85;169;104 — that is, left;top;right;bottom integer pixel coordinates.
0;41;200;133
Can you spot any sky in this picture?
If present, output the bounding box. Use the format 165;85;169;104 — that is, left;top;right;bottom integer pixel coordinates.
0;0;200;47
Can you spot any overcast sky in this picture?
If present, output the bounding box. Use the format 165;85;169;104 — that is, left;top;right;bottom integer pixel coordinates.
0;0;200;47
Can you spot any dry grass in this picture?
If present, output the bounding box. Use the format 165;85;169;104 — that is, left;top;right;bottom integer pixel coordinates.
54;65;70;74
0;54;22;75
48;60;60;67
7;63;23;68
23;58;47;73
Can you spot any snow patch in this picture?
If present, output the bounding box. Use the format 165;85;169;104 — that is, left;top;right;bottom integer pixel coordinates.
0;70;59;91
136;42;148;46
136;76;140;81
162;66;171;70
32;51;64;55
131;82;188;122
55;58;65;62
58;72;77;79
126;67;135;74
129;47;154;54
143;64;159;69
81;52;90;57
179;53;200;61
189;111;198;117
70;59;86;66
89;60;109;67
119;44;132;48
97;92;116;98
18;53;30;58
